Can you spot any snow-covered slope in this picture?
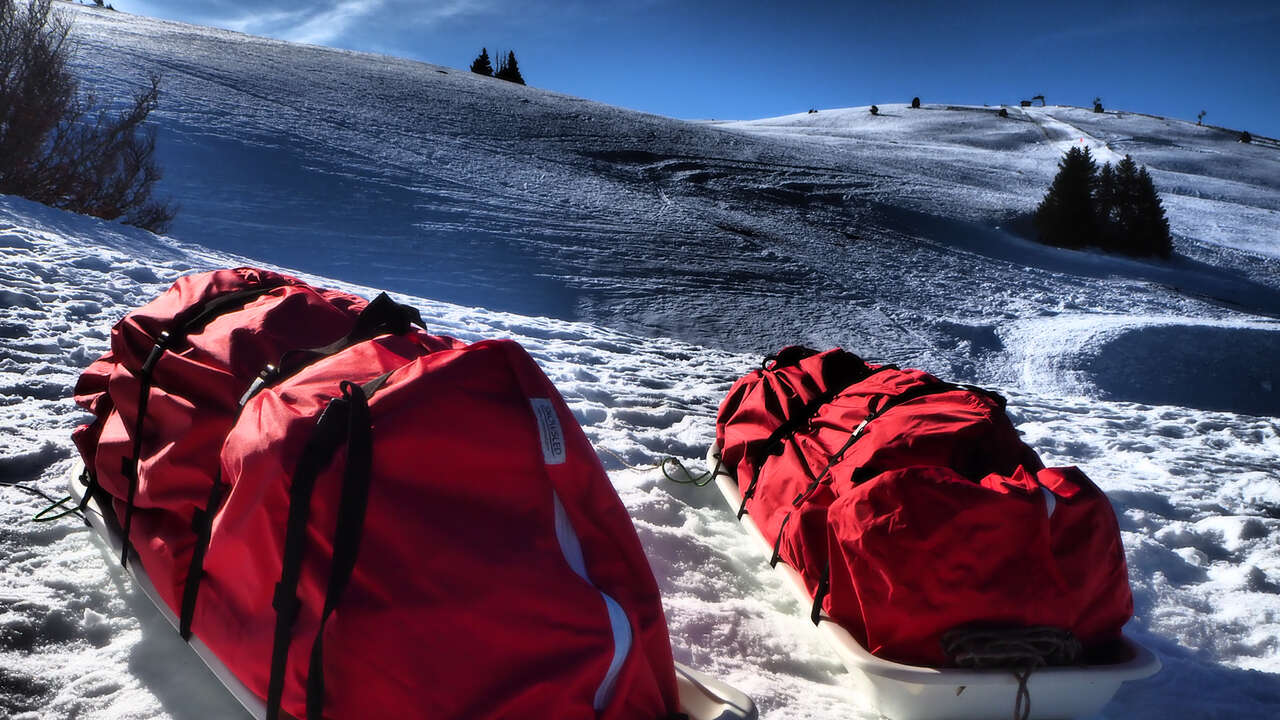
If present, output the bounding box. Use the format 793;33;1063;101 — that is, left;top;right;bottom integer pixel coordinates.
2;4;1279;719
60;6;1280;392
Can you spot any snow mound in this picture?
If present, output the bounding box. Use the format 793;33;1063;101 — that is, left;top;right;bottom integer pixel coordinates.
1003;315;1280;415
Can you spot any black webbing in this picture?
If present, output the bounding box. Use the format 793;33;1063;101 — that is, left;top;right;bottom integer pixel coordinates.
736;365;894;519
240;293;424;409
306;381;373;720
766;379;1002;573
183;299;407;645
795;379;1003;507
769;513;791;568
118;332;168;568
266;379;381;720
810;563;830;625
761;346;820;370
265;394;351;720
116;284;285;568
178;473;228;640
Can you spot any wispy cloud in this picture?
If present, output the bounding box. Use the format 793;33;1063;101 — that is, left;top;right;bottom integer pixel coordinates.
286;0;387;45
404;0;500;26
183;0;502;46
210;0;385;45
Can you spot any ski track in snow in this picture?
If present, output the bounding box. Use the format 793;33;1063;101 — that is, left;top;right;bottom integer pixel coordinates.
0;5;1278;719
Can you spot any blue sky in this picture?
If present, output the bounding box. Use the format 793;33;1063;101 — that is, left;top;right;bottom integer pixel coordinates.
122;0;1280;137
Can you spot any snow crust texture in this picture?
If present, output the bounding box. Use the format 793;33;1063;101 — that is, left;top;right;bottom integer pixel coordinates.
1;4;1278;719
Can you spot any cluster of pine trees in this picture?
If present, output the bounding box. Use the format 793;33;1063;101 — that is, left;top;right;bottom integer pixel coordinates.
1033;146;1172;258
470;48;525;85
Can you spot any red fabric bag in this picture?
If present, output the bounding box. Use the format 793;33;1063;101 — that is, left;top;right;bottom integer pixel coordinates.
716;346;1133;666
72;267;458;614
73;269;680;719
824;465;1132;666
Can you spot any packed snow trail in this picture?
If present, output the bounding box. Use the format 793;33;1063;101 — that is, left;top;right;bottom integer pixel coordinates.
1020;106;1125;163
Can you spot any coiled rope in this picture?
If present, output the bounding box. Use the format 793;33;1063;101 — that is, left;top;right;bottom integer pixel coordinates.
941;625;1082;720
595;447;720;487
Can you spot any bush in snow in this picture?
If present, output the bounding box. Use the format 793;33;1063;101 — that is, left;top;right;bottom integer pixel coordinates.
469;48;493;76
0;0;175;232
1034;148;1171;258
495;50;525;85
911;97;920;109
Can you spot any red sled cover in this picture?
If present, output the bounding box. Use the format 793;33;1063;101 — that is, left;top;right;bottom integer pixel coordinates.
73;269;680;719
716;346;1133;667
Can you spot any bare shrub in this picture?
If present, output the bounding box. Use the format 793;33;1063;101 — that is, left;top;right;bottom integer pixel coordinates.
0;0;175;232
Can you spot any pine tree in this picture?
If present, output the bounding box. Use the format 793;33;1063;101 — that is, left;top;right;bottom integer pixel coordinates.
1034;150;1171;258
1132;167;1172;258
494;51;525;85
1033;146;1098;249
1111;155;1141;254
469;48;493;76
1095;161;1118;247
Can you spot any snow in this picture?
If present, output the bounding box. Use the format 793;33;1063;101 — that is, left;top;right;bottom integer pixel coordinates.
2;3;1279;718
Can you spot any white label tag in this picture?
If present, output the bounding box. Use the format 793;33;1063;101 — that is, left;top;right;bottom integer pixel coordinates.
530;398;566;465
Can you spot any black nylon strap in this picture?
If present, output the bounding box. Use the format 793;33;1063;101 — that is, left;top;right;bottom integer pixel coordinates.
761;346;820;370
306;382;373;720
766;379;1004;573
241;294;424;409
119;331;169;568
736;365;893;519
265;395;351;720
280;293;423;372
795;379;1002;506
178;473;228;640
810;563;831;625
770;513;791;568
118;283;285;569
177;284;291;338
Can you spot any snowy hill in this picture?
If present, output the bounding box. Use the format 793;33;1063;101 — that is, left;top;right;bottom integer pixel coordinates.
1;4;1279;718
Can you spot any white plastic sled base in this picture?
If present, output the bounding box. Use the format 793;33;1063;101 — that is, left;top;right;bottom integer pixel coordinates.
70;464;756;720
707;444;1160;720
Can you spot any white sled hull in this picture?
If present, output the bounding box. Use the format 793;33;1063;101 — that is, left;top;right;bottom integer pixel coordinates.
70;464;756;720
707;444;1160;720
